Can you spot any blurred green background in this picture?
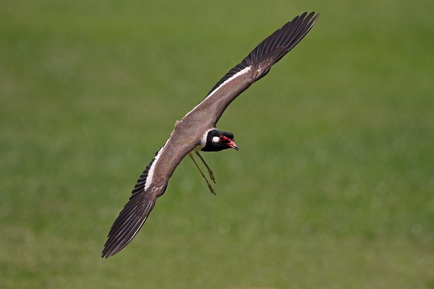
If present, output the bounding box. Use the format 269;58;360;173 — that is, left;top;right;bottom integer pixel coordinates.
1;0;433;288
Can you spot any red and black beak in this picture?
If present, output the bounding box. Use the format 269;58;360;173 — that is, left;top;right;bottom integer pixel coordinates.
227;139;239;151
221;135;239;151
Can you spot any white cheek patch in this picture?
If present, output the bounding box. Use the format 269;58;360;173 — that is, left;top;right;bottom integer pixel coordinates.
212;136;220;143
199;128;216;148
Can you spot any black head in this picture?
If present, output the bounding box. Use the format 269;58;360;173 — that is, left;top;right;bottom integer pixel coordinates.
201;130;239;152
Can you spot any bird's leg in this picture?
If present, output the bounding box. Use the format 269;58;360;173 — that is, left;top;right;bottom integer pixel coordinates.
188;153;216;195
195;151;216;184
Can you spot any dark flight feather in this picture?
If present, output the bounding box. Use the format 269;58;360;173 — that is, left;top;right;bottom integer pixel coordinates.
207;12;318;95
101;150;161;258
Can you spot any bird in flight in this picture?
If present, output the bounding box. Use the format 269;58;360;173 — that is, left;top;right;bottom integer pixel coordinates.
102;11;319;258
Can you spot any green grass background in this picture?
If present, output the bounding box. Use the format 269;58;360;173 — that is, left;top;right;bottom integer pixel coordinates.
1;0;433;288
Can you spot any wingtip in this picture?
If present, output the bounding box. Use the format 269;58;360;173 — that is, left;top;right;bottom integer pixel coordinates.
298;11;320;21
306;11;320;24
311;12;320;22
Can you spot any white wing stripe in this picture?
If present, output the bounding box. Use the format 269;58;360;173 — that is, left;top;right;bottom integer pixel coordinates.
206;66;252;99
185;66;252;118
144;150;161;191
144;141;167;191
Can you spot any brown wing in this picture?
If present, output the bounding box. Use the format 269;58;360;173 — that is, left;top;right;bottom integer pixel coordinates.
186;12;319;127
101;151;160;258
102;125;199;258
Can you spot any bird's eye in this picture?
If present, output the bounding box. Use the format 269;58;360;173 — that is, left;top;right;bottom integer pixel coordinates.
220;135;232;142
220;135;229;142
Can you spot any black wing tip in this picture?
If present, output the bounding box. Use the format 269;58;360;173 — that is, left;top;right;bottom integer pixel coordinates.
297;11;320;21
101;249;113;259
303;11;320;28
242;11;319;79
101;198;156;258
101;150;162;259
205;12;319;96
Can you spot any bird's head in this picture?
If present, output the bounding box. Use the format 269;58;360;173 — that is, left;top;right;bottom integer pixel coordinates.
201;129;239;152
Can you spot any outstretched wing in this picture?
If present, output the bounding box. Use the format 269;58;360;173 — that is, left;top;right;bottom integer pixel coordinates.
101;149;162;258
186;12;319;126
102;124;199;258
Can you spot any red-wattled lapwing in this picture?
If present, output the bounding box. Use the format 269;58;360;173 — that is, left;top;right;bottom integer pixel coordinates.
102;12;319;258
